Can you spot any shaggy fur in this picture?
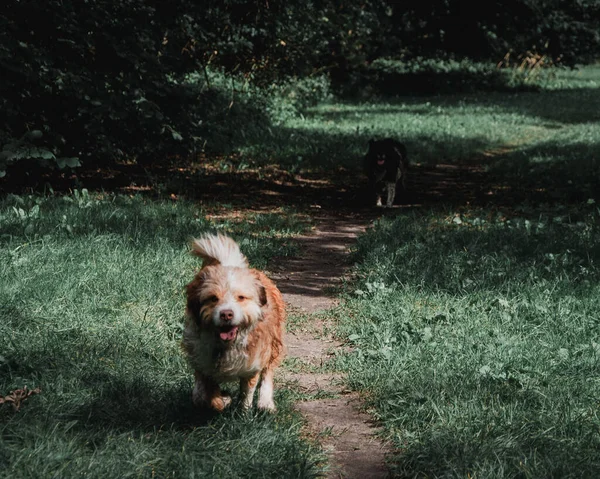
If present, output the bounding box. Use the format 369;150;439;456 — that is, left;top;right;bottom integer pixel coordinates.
364;138;409;207
181;234;286;412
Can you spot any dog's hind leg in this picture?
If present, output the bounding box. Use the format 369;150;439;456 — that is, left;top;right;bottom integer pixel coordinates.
398;167;406;190
385;182;396;207
239;373;260;409
257;367;276;411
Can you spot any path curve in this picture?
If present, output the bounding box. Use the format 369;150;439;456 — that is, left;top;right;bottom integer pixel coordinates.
271;211;391;478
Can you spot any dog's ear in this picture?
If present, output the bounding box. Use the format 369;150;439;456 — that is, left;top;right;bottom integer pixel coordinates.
258;285;267;307
252;272;269;307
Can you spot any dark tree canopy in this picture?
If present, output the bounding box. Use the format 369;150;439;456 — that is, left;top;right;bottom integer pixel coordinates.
1;0;598;176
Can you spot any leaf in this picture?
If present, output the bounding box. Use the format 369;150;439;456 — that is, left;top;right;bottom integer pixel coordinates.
29;204;40;218
59;157;81;168
170;129;183;141
0;386;41;411
497;298;510;309
29;147;55;160
24;130;43;140
558;348;569;360
5;146;55;162
421;327;433;342
13;207;26;219
348;334;361;342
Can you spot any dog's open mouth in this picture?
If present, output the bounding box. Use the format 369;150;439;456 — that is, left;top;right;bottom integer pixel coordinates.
218;326;238;342
377;159;385;165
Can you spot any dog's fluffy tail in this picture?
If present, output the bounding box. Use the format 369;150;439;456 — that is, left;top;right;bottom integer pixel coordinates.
191;234;249;268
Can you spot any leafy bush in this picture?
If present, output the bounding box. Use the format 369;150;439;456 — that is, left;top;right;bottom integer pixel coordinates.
0;130;81;178
337;58;555;97
1;0;598;178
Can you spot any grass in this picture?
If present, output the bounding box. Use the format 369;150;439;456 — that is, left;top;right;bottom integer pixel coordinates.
2;63;600;477
0;193;322;478
326;66;600;477
231;65;600;205
335;205;600;476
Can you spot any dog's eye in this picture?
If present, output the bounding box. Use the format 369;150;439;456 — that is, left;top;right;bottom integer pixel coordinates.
237;295;246;301
209;295;219;303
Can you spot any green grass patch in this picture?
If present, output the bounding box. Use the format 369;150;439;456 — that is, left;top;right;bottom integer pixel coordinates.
326;65;600;476
3;63;600;478
240;65;600;204
335;204;600;477
0;192;321;478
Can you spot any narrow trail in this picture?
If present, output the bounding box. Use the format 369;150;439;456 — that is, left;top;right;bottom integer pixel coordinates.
270;211;391;478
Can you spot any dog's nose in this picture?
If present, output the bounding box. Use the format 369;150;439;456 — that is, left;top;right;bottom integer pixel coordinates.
219;309;234;322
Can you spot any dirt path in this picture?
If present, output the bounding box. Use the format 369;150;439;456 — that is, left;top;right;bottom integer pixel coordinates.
270;211;392;478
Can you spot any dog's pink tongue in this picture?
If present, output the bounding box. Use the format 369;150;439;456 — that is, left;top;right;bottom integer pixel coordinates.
219;326;238;341
377;159;385;165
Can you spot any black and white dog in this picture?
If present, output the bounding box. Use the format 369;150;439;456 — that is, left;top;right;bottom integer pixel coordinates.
364;138;408;207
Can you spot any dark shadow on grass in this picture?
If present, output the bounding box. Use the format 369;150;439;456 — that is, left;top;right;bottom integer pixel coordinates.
1;320;286;440
480;87;600;125
2;102;598;215
70;373;217;433
353;211;600;298
487;140;600;203
0;304;28;328
0;127;506;211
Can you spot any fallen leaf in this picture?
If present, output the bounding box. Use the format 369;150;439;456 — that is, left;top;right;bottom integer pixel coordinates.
0;386;41;411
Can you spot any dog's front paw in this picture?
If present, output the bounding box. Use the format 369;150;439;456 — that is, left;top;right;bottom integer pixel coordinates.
257;398;276;412
257;374;276;412
193;383;232;411
210;395;232;412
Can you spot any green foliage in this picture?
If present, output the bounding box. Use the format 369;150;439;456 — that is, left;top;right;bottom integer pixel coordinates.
0;130;80;178
178;70;332;154
2;0;599;178
378;0;600;67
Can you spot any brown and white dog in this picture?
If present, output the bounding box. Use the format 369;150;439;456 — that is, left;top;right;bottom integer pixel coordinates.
181;234;286;412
